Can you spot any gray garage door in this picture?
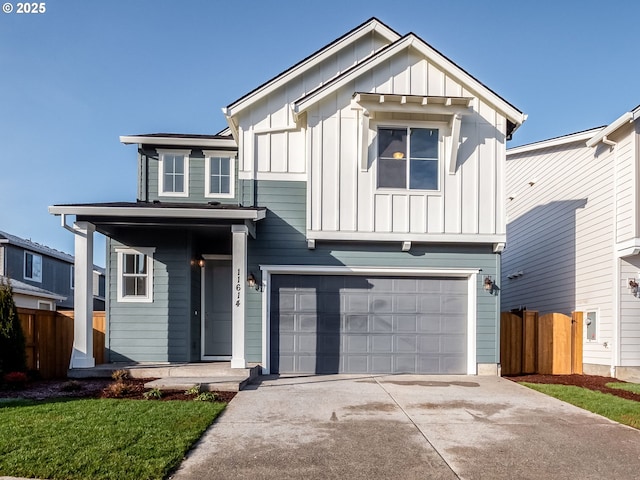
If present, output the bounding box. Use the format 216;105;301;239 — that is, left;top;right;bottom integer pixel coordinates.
270;275;467;374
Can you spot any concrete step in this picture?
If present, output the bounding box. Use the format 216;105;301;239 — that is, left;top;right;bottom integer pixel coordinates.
144;376;252;393
69;362;261;380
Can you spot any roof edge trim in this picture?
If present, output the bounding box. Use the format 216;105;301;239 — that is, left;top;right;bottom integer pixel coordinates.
586;112;634;147
508;128;604;156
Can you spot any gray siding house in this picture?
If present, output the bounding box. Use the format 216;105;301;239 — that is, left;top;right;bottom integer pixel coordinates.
50;19;525;374
0;230;105;310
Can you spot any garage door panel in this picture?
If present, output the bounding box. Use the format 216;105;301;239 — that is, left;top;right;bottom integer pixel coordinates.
270;275;467;374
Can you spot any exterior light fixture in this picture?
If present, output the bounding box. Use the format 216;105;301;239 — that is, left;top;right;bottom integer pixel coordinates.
247;272;261;291
483;276;494;294
629;278;639;296
197;259;205;268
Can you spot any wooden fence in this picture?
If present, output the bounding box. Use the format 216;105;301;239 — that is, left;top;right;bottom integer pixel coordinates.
501;311;583;376
18;308;105;379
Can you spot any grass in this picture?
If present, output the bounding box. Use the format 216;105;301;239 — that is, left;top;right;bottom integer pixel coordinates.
0;398;226;480
606;382;640;394
521;382;640;429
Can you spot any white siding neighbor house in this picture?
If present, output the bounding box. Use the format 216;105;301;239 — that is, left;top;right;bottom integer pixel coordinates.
503;104;640;381
50;18;525;376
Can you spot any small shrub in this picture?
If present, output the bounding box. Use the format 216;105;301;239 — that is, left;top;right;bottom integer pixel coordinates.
3;371;28;389
111;369;129;381
0;278;26;373
143;388;162;400
195;391;217;402
185;384;201;396
60;380;83;392
104;381;131;398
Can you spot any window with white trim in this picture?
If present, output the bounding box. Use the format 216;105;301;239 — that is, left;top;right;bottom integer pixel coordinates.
116;248;154;303
24;251;42;282
158;150;190;197
204;151;235;198
377;126;440;190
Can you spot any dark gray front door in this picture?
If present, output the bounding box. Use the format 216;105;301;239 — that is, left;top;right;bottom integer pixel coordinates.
270;275;467;374
202;260;232;359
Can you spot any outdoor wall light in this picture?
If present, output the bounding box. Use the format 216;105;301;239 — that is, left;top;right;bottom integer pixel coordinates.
483;276;494;294
191;258;205;267
629;278;639;296
247;272;261;291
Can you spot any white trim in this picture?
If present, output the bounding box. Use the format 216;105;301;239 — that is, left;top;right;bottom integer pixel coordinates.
293;34;525;126
37;300;53;311
23;251;42;283
259;265;480;375
49;205;266;221
586;112;634;148
224;19;401;118
202;254;232;260
203;151;236;199
115;247;155;303
615;238;640;257
120;135;237;149
507;129;601;156
158;150;191;198
306;230;506;244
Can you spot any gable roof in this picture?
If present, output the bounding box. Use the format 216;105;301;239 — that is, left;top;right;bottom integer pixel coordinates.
292;32;525;135
223;17;401;118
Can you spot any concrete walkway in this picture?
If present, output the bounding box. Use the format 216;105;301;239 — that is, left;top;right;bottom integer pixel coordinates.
170;375;640;480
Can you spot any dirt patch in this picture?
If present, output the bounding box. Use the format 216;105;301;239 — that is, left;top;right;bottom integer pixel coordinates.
382;380;480;388
0;377;236;403
344;402;397;413
506;374;640;402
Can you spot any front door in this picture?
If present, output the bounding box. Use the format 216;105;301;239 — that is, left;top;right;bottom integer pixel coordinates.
201;258;232;360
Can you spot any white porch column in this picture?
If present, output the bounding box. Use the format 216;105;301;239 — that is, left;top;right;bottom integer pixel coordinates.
71;221;95;368
231;224;248;369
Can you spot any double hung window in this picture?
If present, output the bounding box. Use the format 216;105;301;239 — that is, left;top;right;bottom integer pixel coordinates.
24;252;42;282
159;150;190;197
116;248;154;302
204;151;235;198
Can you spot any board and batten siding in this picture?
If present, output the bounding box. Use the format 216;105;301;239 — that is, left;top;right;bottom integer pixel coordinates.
237;30;391;174
503;139;615;366
244;180;501;365
142;149;240;205
107;231;192;363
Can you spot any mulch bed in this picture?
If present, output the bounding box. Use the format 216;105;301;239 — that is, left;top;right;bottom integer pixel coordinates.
0;377;236;403
506;374;640;402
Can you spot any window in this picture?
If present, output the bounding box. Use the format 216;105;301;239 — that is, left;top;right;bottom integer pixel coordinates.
116;248;154;303
24;251;42;282
70;265;74;290
585;310;598;342
158;150;190;197
377;127;439;190
204;151;235;198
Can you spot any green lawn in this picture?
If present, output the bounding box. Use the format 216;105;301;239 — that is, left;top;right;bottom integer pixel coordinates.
606;382;640;394
0;398;226;480
521;382;640;429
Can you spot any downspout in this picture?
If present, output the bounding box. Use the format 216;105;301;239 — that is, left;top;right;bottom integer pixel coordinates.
609;135;620;378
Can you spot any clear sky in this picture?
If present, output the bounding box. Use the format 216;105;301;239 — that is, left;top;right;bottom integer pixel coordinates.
1;0;638;266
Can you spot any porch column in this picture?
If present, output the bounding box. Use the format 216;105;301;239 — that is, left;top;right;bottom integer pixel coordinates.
231;224;248;369
71;221;95;368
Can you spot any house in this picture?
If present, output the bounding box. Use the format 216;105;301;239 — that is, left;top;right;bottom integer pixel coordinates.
502;104;640;381
49;18;525;374
0;230;106;310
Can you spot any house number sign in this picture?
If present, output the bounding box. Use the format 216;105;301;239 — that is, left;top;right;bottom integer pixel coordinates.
235;268;242;307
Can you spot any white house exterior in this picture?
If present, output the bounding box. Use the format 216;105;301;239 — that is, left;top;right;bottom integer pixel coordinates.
50;18;524;376
503;105;640;380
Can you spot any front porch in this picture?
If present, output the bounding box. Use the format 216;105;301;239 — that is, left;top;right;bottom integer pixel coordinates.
68;362;262;392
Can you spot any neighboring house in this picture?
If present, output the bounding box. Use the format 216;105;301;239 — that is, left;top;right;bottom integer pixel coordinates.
503;104;640;380
49;18;525;374
0;230;106;310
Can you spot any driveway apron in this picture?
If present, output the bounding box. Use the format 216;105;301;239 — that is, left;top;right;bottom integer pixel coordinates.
170;375;640;480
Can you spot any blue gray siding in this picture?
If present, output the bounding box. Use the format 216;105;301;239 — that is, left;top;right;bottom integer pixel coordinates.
107;230;193;363
245;180;501;364
140;148;239;205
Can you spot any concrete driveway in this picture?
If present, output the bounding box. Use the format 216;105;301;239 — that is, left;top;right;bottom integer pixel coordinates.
170;375;640;480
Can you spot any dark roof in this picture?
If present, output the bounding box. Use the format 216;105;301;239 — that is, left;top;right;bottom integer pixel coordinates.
125;133;232;140
56;201;264;211
0;230;74;263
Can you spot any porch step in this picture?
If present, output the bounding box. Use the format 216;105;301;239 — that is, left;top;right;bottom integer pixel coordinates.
144;375;252;393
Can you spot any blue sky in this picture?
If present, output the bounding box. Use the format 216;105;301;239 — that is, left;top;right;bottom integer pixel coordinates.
1;0;638;266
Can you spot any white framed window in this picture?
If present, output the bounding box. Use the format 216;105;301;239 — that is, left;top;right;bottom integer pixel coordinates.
204;150;235;198
37;301;53;311
116;247;155;303
24;251;42;282
158;149;191;197
376;125;441;191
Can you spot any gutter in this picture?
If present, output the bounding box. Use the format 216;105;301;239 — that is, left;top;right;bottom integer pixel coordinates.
586;112;633;147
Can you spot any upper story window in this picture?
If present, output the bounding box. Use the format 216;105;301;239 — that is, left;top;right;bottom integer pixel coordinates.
116;247;154;303
158;149;191;197
204;151;235;198
377;127;439;190
24;251;42;283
